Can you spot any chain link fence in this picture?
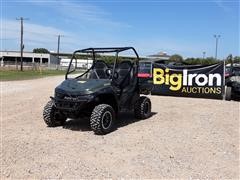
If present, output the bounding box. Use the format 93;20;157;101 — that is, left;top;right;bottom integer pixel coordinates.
0;61;65;70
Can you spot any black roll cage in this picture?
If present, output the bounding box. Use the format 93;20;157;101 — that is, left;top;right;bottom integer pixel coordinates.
65;47;140;80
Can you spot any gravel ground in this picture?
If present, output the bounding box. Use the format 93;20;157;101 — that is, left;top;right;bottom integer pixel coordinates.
1;76;239;179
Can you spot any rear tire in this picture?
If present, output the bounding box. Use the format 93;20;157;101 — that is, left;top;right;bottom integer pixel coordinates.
225;86;232;101
43;100;66;127
134;96;151;119
90;104;115;135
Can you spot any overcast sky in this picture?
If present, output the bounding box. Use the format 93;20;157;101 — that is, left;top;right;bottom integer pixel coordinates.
0;0;239;58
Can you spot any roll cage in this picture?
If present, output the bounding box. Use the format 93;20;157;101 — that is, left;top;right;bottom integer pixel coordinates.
65;47;140;80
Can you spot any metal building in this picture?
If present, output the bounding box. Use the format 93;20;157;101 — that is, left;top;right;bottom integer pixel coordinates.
0;51;59;68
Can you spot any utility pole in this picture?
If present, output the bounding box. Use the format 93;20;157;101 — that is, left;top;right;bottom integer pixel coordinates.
214;34;221;60
16;17;29;71
202;51;206;59
57;35;64;68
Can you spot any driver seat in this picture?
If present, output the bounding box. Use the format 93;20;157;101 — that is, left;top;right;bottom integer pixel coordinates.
90;60;108;79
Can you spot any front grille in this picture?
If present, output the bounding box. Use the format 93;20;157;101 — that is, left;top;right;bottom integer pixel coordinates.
53;91;93;111
55;100;81;110
55;92;83;101
53;93;87;111
63;96;80;101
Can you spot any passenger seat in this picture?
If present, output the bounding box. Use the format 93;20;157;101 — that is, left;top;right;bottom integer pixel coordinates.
115;61;133;89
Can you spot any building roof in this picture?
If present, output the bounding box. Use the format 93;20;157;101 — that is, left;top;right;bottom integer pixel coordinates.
148;51;171;60
0;51;50;58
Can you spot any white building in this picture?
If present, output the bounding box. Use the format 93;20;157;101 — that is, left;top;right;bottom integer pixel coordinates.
148;51;170;60
60;58;93;69
0;51;59;68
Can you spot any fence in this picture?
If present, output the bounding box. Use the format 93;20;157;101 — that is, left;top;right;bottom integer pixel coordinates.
0;61;88;71
1;61;60;70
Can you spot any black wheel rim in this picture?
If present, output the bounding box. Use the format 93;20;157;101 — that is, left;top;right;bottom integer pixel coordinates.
144;101;150;115
102;111;112;130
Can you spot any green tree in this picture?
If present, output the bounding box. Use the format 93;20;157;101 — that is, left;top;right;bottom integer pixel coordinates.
33;48;50;54
184;57;218;65
204;57;218;65
225;54;234;65
233;56;240;63
169;54;183;62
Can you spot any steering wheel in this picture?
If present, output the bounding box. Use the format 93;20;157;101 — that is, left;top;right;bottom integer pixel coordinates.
105;68;111;77
105;69;118;79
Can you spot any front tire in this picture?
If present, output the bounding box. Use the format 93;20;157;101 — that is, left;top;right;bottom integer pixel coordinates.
90;104;115;135
43;100;66;127
134;96;151;119
225;86;232;101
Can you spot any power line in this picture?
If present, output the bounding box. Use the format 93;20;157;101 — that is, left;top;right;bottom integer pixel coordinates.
24;30;58;37
16;17;29;71
0;38;18;40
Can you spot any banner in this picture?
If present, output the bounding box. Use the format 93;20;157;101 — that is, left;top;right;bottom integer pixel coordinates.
139;62;224;99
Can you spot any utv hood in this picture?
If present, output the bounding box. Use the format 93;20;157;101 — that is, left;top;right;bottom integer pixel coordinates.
55;79;111;95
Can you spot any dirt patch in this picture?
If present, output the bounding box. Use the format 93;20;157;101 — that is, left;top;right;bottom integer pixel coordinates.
1;76;239;179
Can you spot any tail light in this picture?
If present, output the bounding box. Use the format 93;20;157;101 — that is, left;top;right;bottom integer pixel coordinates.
137;73;152;78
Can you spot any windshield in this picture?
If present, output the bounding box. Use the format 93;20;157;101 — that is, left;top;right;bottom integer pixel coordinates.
66;52;117;79
233;67;240;76
225;66;240;76
139;61;152;74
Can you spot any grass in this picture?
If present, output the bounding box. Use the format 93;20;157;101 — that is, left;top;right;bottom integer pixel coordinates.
0;69;67;81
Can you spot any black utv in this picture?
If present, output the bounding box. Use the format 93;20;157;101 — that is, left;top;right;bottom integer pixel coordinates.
43;47;152;134
225;64;240;100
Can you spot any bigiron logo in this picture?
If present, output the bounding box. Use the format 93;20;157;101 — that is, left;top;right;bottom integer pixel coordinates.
153;68;222;94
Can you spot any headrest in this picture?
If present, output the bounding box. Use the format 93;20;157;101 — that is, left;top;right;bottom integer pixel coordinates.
118;61;132;69
94;60;108;69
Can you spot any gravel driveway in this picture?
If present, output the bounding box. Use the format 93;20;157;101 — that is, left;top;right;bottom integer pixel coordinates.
1;76;239;179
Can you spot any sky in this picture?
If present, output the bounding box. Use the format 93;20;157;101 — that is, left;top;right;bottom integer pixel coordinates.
0;0;239;58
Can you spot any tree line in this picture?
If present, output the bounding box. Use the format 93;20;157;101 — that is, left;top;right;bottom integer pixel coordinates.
169;54;240;65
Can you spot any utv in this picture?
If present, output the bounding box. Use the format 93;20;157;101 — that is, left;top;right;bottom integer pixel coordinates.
225;64;240;101
43;47;152;134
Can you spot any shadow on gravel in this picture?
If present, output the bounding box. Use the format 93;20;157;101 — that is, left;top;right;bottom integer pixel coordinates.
116;111;157;129
63;118;91;132
62;111;157;132
232;97;240;101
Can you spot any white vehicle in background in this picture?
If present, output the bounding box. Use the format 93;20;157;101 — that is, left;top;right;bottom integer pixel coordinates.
60;58;93;69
